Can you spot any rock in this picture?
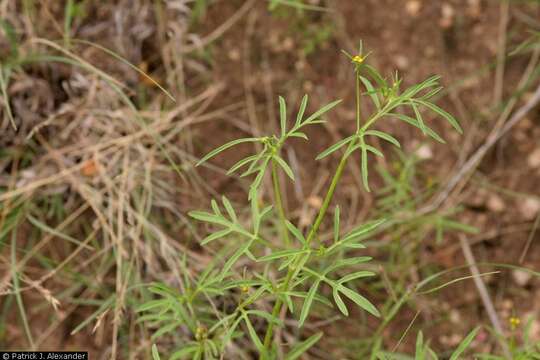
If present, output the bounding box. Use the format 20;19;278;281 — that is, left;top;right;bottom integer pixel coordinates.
283;37;295;51
512;270;532;287
416;144;433;160
467;0;481;18
487;194;505;213
307;195;322;209
449;309;461;324
406;1;421;16
519;198;540;220
528;148;540;169
394;54;410;70
227;48;240;61
440;3;455;29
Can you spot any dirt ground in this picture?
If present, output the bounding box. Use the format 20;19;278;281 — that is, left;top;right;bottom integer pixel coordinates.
1;0;540;358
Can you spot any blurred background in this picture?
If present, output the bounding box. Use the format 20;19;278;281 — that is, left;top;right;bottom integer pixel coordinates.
1;0;539;358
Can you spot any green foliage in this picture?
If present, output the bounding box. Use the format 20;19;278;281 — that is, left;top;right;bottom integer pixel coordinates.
268;0;327;13
267;0;332;56
140;43;462;359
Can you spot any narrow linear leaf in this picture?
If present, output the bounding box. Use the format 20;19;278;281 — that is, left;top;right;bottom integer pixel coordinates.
338;285;380;317
342;218;386;242
245;310;283;326
299;281;320;327
284;293;294;313
420;86;443;100
360;143;370;192
201;228;232;245
188;211;229;227
324;257;373;274
303;99;342;124
258;249;308;262
417;99;463;134
362;64;386;88
151;344;161;360
285;332;323;360
389;113;445;143
402;75;440;99
274;155;295;181
170;345;199;360
339;271;376;284
360;76;381;109
279;96;287;137
416;331;425;360
211;199;221;216
295;94;308;128
243;313;264;353
365;130;400;148
242;151;266;177
285;220;306;244
316;135;355;160
333;206;340;243
228;154;259;175
343;243;367;249
449;327;480;360
220;239;254;280
221;196;237;222
363;144;384;157
289;132;308;140
333;287;348;316
196;137;259;166
27;214;93;250
410;101;427;134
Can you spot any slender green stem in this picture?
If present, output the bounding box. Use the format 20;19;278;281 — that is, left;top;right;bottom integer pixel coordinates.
356;71;362;131
271;159;290;247
304;141;355;245
261;140;356;356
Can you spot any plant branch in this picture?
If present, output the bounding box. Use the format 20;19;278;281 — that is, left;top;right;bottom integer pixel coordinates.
261;140;356;356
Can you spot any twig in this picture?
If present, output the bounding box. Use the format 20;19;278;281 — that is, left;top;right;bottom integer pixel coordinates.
181;0;256;54
494;0;510;105
459;235;511;358
427;81;540;211
519;212;540;263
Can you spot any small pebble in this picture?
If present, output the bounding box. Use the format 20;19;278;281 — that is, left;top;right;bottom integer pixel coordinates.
394;54;409;70
512;270;532;287
416;144;433;160
440;3;455;29
519;198;540;220
406;0;421;16
228;48;240;61
487;194;505;213
527;148;540;169
307;195;322;209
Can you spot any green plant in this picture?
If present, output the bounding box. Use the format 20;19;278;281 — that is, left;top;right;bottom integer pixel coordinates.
267;0;327;13
142;42;462;359
376;327;480;360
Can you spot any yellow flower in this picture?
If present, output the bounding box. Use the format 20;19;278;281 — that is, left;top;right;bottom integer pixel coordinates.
510;316;521;330
241;285;249;293
352;55;364;64
195;325;207;341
